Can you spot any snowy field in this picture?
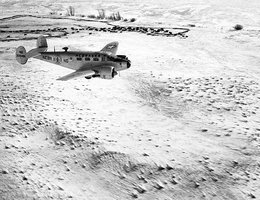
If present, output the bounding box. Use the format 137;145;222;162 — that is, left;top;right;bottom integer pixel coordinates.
0;0;260;199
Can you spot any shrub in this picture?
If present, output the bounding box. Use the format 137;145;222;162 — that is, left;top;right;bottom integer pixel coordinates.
107;12;122;21
78;14;85;17
130;18;136;22
46;125;70;142
107;13;114;20
67;6;75;16
234;24;243;31
88;9;125;21
115;12;122;20
97;9;106;19
49;11;56;15
87;14;96;19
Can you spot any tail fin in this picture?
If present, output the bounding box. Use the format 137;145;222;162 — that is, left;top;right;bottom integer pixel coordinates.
100;41;119;56
16;36;48;65
16;46;28;64
37;35;47;48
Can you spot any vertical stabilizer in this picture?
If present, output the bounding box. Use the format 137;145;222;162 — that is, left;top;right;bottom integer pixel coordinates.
37;36;48;48
16;46;28;65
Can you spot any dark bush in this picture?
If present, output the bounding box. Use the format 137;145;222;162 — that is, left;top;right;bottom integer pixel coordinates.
234;24;243;31
87;14;96;19
130;18;136;22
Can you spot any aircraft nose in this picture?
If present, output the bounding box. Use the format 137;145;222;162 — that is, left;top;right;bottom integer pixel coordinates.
127;60;131;68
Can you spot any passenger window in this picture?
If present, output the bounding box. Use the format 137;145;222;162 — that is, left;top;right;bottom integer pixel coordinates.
77;57;82;61
93;58;99;61
85;57;90;61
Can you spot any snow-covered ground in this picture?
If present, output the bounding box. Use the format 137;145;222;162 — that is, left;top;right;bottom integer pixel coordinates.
0;0;260;199
1;0;260;28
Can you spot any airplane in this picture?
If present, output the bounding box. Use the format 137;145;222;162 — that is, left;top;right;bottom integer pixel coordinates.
15;36;131;80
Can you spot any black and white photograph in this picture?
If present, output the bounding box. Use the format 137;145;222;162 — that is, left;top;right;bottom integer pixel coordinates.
0;0;259;199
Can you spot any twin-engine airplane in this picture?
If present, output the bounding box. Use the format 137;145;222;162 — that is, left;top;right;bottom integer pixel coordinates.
15;36;131;80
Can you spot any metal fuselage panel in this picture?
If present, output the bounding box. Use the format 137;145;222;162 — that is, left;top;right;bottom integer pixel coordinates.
34;51;128;72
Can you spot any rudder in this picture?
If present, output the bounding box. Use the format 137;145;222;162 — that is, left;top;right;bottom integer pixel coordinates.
37;36;47;48
16;46;28;65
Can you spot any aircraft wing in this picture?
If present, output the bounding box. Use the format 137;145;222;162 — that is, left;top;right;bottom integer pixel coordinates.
57;69;95;81
100;41;119;56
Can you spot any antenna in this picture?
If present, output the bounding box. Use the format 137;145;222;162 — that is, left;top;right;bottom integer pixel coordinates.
54;46;56;52
62;47;69;52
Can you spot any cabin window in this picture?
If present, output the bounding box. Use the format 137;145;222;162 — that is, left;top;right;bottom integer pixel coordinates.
93;58;99;61
77;57;82;61
70;57;73;61
85;57;90;61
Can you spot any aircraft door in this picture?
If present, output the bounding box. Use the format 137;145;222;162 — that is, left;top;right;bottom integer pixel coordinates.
55;56;62;64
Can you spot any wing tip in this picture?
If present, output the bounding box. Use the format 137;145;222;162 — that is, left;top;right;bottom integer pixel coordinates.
57;77;68;81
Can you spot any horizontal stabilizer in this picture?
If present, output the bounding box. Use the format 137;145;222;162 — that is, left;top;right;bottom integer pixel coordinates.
26;47;47;59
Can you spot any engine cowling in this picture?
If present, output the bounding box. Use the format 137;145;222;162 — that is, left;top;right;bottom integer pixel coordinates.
99;66;118;79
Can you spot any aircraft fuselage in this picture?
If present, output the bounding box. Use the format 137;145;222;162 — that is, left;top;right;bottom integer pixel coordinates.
35;51;130;72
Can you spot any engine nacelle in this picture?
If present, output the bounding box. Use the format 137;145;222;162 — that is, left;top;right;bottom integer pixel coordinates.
99;66;118;79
